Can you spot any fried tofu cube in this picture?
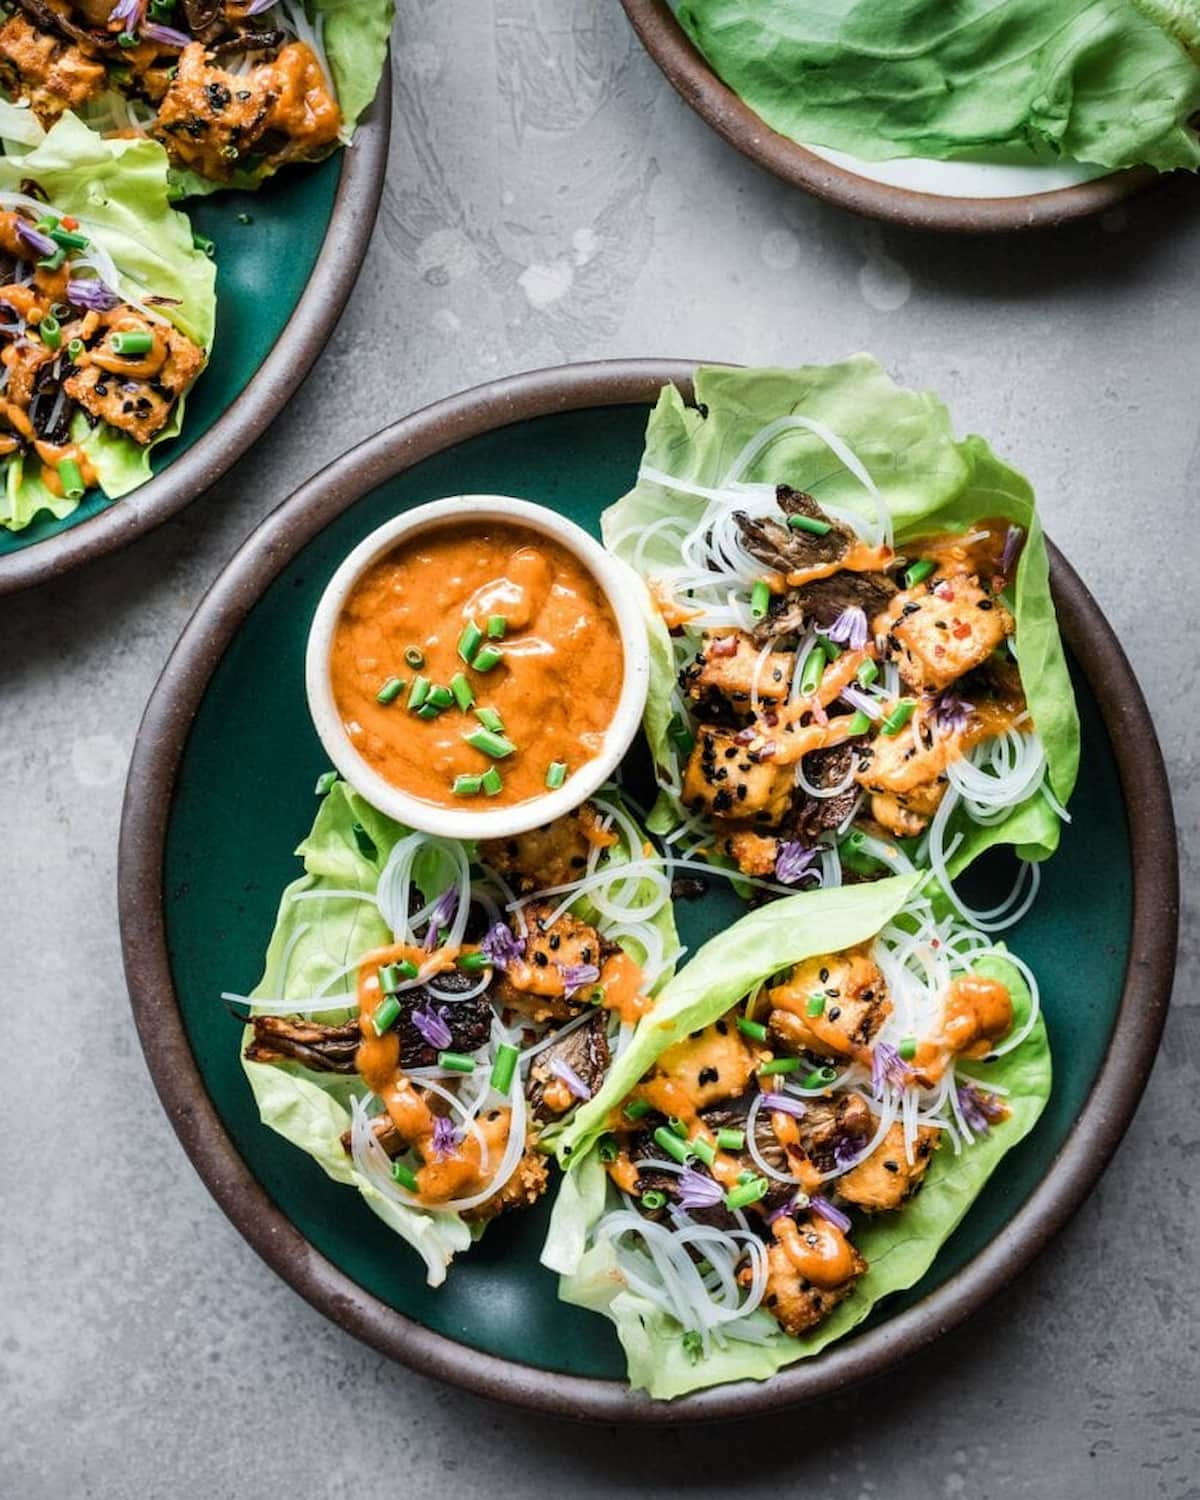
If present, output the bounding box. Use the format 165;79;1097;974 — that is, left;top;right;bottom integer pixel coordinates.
757;1216;866;1336
722;830;779;878
766;947;889;1059
651;1021;759;1112
683;631;793;711
835;1122;939;1213
0;16;106;124
65;324;204;445
462;1145;548;1224
479;803;614;893
682;727;794;825
854;713;952;837
877;579;1013;694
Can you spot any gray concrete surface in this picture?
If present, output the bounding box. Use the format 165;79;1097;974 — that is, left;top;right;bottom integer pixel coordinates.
3;5;1199;1497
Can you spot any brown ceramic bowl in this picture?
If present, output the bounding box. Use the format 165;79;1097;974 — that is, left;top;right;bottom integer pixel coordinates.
119;360;1178;1421
621;0;1156;232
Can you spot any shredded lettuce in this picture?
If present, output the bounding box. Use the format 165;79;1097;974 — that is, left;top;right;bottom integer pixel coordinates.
0;114;216;531
601;357;1080;877
242;780;679;1287
675;0;1200;173
544;876;1053;1398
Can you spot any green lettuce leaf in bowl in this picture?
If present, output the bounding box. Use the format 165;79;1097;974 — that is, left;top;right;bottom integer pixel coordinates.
602;357;1079;896
675;0;1200;173
0;113;215;531
543;876;1052;1399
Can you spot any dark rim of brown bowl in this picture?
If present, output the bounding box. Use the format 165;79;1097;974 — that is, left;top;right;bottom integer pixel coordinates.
620;0;1157;233
0;64;392;597
119;358;1179;1423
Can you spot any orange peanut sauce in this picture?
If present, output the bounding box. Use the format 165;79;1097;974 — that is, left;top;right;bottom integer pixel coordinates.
331;521;625;809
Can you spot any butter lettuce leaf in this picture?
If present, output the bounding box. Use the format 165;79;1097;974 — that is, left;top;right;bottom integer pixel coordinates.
544;879;1052;1398
675;0;1200;173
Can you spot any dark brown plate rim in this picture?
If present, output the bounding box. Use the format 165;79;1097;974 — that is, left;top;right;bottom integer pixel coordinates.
0;64;392;597
118;358;1178;1422
621;0;1157;233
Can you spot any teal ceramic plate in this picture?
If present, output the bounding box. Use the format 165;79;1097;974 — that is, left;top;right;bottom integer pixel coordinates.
119;361;1178;1420
0;71;390;596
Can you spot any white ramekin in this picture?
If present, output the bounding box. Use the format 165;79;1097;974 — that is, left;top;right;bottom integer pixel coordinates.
305;494;651;841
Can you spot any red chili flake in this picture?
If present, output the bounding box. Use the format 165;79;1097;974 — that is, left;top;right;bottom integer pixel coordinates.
710;635;738;657
953;621;971;639
933;580;955;601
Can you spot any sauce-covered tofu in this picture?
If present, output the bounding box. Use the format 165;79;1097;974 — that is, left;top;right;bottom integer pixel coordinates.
0;16;106;123
682;726;794;825
766;946;889;1059
835;1121;939;1213
876;577;1014;695
682;630;793;712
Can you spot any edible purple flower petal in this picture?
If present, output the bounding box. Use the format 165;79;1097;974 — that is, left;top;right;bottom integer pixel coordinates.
67;278;120;312
676;1166;724;1211
548;1056;592;1101
244;0;276;13
761;1091;806;1118
839;684;881;720
767;1191;810;1224
480;921;523;971
775;841;817;886
560;962;600;999
1001;524;1024;577
16;221;55;258
430;1114;458;1158
957;1082;1005;1134
822;606;868;651
832;1135;862;1171
935;693;974;735
142;21;191;46
871;1041;911;1097
410;1003;452;1052
809;1195;852;1233
109;0;143;24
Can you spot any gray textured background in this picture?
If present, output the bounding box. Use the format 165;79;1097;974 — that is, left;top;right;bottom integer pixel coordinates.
3;5;1198;1497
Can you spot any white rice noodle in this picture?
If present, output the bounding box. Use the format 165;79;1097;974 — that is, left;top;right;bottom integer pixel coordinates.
745;1094;808;1185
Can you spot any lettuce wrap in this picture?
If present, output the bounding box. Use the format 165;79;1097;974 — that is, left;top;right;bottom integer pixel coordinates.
240;780;680;1287
0;113;215;530
602;357;1079;888
543;876;1052;1398
676;0;1200;174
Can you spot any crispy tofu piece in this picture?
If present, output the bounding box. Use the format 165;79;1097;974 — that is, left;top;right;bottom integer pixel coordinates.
650;1021;758;1112
479;802;615;894
757;1217;866;1336
866;792;931;839
493;904;603;1023
835;1121;939;1213
854;713;955;837
721;829;779;878
64;323;204;444
462;1144;549;1224
767;947;889;1059
876;579;1014;695
682;726;794;826
0;16;106;125
682;631;793;712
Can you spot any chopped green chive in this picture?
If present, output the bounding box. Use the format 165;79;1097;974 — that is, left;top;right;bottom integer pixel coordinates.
372;995;401;1034
109;330;153;356
690;1137;716;1167
725;1176;769;1211
716;1127;745;1152
313;770;338;795
66;337;83;362
736;1017;767;1042
823;638;842;661
391;1161;419;1191
905;559;936;589
667;1116;689;1138
427;684;455;710
653;1126;692;1165
800;643;826;696
50;226;88;251
471;645;503;673
403;645;425;668
465;727;515;759
760;1057;802;1076
450;673;474;711
640;1189;667;1210
857;658;879;687
545;760;568;790
406;675;430;710
475;706;504;733
117;28;138;47
682;1329;704;1362
457;952;492;975
452;774;483;796
786;513;833;536
37;248;66;271
57;458;84;499
802;1066;839;1089
487;614;507;640
457;620;483;664
481;766;503;796
489;1042;519;1092
750;579;771;619
438;1050;476;1074
379;960;418;991
624;1098;651;1121
38;314;60;350
192;231;215;257
806;994;826;1017
597;1133;619;1163
375;676;405;705
846;710;872;736
351;823;377;861
899;1036;918;1061
416;704;441;720
881;700;916;736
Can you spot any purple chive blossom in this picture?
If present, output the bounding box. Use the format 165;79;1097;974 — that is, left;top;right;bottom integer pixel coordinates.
67;279;121;312
423;885;459;949
109;0;143;24
761;1091;806;1119
676;1166;724;1212
245;0;277;13
840;684;881;720
871;1041;911;1097
142;21;191;46
809;1195;852;1233
832;1135;863;1171
410;1003;452;1052
1001;524;1024;577
936;693;974;735
561;962;601;999
957;1083;1005;1134
16;221;55;258
481;921;524;971
775;842;818;886
822;606;869;651
430;1114;459;1159
548;1056;592;1101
